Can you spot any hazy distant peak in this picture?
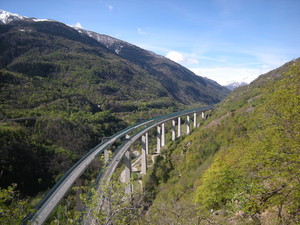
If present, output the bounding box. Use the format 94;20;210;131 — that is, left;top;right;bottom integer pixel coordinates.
225;81;248;90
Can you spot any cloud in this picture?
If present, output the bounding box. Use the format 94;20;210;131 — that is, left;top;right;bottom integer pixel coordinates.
137;27;146;35
190;66;267;85
74;22;83;29
166;51;199;65
166;51;184;63
107;5;113;10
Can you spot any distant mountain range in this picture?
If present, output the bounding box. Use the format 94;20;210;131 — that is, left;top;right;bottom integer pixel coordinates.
225;81;247;90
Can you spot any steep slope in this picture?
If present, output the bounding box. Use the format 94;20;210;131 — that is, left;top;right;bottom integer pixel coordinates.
0;9;229;113
76;28;230;104
141;58;300;224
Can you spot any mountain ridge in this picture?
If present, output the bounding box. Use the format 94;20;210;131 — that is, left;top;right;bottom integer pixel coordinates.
0;9;230;109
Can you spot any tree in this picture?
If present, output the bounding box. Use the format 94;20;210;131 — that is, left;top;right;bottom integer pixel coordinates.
0;184;32;224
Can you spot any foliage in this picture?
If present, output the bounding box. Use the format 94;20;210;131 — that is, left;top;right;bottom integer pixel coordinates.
0;184;32;224
142;62;300;224
195;63;300;223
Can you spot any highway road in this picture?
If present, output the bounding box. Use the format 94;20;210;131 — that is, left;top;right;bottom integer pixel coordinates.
24;106;213;225
84;106;213;224
24;119;156;225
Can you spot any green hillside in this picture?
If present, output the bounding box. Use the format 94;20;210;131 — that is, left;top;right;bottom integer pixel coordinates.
141;59;300;224
0;18;230;198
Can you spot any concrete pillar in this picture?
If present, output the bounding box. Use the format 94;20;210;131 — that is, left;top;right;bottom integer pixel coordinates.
145;132;149;154
202;112;205;121
187;115;190;135
157;125;161;153
161;123;165;147
124;150;132;195
141;135;147;174
178;117;181;137
104;149;109;164
194;112;197;128
172;119;176;141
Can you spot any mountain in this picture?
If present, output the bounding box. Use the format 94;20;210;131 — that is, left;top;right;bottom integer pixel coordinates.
225;81;247;90
0;9;229;110
0;9;54;24
73;27;230;105
0;9;26;24
0;9;229;197
141;58;300;224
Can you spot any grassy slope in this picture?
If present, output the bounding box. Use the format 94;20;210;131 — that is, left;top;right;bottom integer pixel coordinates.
142;60;300;224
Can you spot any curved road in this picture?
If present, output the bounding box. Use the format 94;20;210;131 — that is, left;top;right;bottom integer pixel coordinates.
26;106;213;225
84;106;213;224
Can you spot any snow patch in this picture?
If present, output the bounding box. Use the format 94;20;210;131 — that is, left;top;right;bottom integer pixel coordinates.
0;9;53;24
0;9;26;24
32;18;53;22
115;45;123;54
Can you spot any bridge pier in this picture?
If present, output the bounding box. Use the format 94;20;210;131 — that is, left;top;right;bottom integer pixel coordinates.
194;112;197;128
157;125;161;153
145;132;149;154
141;134;147;174
124;150;132;195
104;149;109;164
161;123;165;147
187;115;190;134
172;119;176;141
178;117;181;137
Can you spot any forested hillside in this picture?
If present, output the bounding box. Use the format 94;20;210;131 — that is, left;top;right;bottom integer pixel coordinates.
0;13;231;224
141;59;300;224
0;17;229;196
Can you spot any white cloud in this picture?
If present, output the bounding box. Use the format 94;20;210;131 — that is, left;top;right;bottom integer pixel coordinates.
190;66;269;85
166;51;184;63
137;27;146;35
74;22;83;29
166;51;199;65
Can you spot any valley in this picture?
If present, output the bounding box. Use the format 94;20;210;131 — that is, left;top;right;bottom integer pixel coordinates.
0;9;299;225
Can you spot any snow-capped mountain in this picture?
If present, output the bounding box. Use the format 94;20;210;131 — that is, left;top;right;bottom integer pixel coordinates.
225;81;248;90
0;9;26;24
0;9;52;24
0;9;230;103
1;9;143;57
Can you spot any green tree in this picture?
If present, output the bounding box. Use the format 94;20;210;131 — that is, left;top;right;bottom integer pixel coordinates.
0;184;32;224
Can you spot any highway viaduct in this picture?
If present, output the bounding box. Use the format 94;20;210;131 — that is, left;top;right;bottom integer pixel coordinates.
24;106;213;225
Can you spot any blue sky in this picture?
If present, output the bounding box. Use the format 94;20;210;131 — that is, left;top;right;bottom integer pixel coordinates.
1;0;300;85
